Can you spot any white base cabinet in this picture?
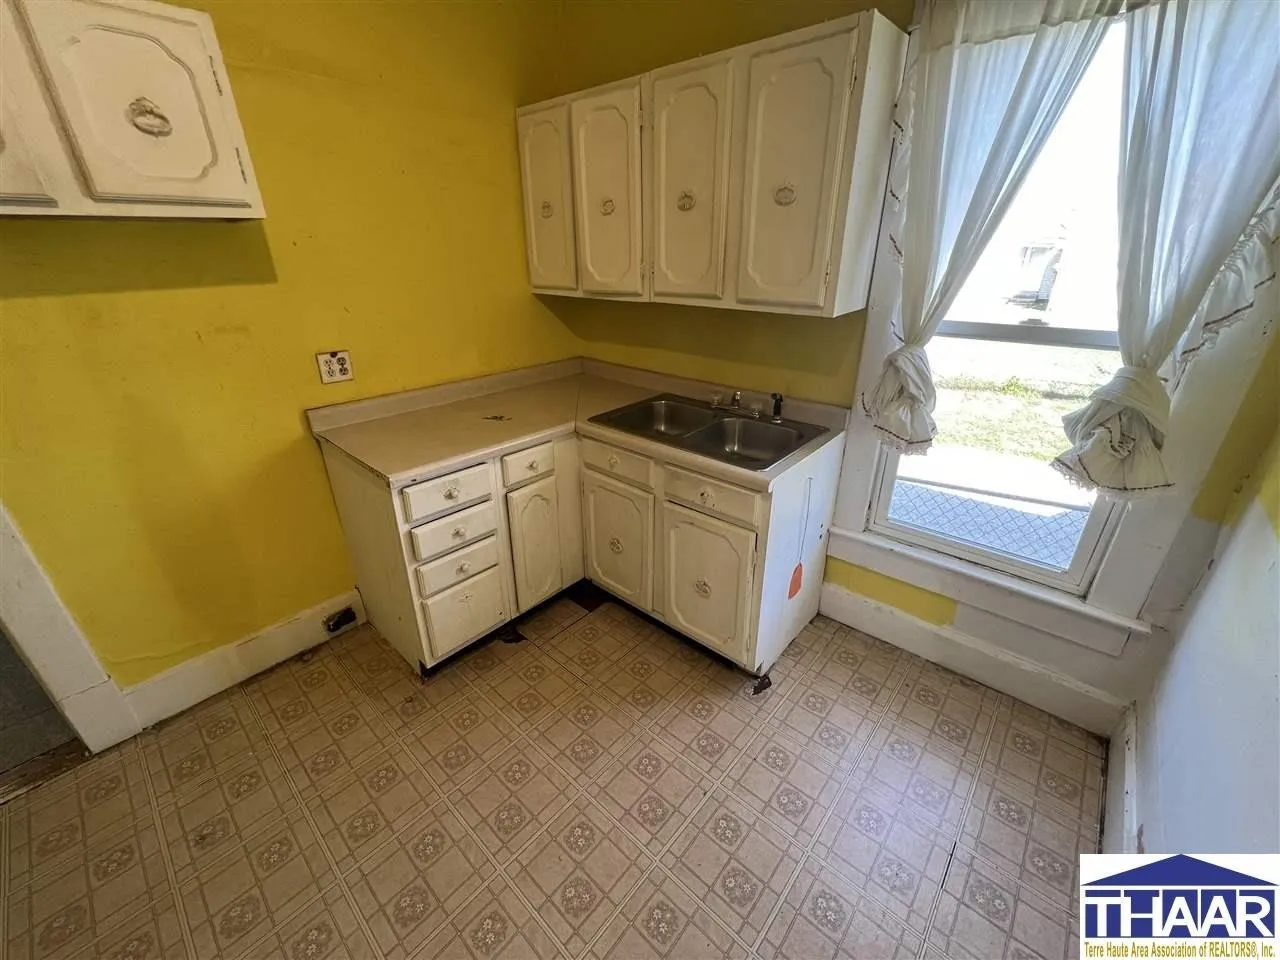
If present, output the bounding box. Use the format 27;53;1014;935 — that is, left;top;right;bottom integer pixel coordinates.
580;430;843;677
320;404;842;679
662;502;755;663
583;469;653;609
321;433;580;672
515;10;905;317
508;476;563;612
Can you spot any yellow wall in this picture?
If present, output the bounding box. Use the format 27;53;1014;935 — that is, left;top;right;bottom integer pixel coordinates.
1192;331;1280;528
823;557;957;626
1248;431;1280;535
0;2;578;684
542;0;914;405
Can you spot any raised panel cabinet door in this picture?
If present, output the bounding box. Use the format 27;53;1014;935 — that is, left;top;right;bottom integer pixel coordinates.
736;30;857;309
571;82;644;295
507;476;562;613
662;502;755;661
517;104;577;290
15;0;252;206
0;114;55;206
651;59;732;299
0;0;56;207
583;470;653;608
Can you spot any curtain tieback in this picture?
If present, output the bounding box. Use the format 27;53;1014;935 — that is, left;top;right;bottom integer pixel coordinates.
1066;365;1170;459
878;343;933;407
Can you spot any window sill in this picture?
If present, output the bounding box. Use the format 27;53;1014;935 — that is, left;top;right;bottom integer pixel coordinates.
828;526;1152;654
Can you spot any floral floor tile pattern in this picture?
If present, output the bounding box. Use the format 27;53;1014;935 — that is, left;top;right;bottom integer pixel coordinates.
0;596;1105;959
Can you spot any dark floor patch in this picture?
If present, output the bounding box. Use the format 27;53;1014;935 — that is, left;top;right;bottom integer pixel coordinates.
561;578;611;612
0;737;90;807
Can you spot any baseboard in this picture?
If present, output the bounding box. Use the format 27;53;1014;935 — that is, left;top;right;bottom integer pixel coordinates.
123;590;367;730
819;582;1126;735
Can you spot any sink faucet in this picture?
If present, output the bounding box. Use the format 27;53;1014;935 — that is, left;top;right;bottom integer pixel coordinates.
771;393;784;422
711;390;742;411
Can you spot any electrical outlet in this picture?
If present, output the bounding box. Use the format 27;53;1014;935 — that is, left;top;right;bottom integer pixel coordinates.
316;350;353;384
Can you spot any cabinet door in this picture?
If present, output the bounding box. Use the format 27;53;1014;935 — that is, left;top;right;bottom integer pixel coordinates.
651;60;733;299
583;470;653;608
736;30;856;308
15;0;252;207
571;82;644;296
662;502;755;661
0;0;56;207
424;567;506;660
0;113;54;206
507;476;562;613
517;104;577;291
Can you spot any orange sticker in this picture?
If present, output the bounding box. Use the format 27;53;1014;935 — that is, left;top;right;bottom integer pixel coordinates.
788;562;803;599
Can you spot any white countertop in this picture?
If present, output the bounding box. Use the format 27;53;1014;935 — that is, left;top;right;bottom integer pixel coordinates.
314;370;845;492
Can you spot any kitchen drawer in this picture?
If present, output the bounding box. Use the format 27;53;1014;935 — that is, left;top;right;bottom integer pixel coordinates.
501;441;554;487
581;438;654;489
424;566;506;659
416;535;499;597
663;466;759;527
410;500;497;562
401;463;492;523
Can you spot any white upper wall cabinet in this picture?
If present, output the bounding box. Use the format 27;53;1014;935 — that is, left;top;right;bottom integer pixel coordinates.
517;104;577;290
515;11;905;317
650;58;734;300
736;32;856;309
570;81;645;296
0;0;263;219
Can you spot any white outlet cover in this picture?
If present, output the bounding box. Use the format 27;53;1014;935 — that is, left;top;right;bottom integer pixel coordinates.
316;350;353;384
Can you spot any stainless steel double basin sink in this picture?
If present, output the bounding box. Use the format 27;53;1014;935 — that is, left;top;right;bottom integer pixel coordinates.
589;393;828;471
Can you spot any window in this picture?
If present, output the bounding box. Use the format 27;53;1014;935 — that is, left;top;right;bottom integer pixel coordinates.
870;24;1125;593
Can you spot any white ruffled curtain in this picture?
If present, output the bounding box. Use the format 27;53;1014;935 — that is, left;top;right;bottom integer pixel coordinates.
1051;0;1280;496
864;0;1119;452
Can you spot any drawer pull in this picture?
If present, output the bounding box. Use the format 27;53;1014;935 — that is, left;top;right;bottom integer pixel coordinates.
609;536;624;554
460;592;472;603
443;485;460;501
527;459;539;471
452;527;467;540
457;561;471;575
607;454;620;469
694;577;712;598
698;488;713;505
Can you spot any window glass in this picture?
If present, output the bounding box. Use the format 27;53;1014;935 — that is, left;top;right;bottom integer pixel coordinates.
892;338;1119;571
944;25;1124;333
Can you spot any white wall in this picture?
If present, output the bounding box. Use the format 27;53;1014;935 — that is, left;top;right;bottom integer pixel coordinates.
1133;488;1279;853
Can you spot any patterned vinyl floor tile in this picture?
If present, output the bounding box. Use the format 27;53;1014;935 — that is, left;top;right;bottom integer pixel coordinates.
0;597;1106;960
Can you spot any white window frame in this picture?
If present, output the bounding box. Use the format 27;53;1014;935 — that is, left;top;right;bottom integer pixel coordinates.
829;29;1277;634
868;318;1124;592
870;443;1124;594
935;320;1118;350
